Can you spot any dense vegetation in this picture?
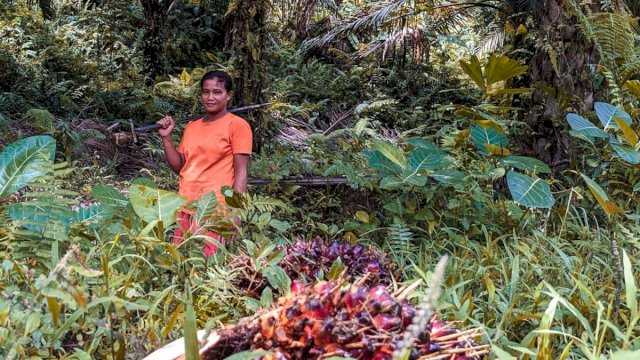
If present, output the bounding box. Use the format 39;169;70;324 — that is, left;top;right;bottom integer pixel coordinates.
1;0;639;359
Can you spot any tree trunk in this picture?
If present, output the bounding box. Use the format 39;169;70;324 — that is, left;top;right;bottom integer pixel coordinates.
141;0;177;77
521;0;597;170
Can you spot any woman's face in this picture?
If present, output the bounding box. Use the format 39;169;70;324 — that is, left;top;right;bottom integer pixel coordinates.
200;78;231;114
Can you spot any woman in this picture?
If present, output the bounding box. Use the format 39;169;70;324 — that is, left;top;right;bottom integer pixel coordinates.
156;70;252;256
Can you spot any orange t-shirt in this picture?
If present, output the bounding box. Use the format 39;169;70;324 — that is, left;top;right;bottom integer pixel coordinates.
177;113;252;202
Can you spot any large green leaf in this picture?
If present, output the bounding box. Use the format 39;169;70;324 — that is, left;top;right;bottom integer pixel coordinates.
364;150;404;176
430;169;465;184
611;144;640;164
580;174;623;215
129;184;186;225
194;191;219;225
499;156;551;174
470;125;508;155
566;113;609;138
369;140;407;170
7;201;73;241
594;102;632;130
507;171;555;208
91;184;128;207
406;138;439;151
73;204;114;228
459;55;485;89
408;148;448;171
484;55;528;86
0;135;55;199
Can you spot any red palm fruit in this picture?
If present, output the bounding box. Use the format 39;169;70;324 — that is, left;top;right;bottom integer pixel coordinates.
344;285;367;312
260;315;277;339
313;281;332;295
291;280;305;294
311;319;333;346
304;298;327;320
367;262;380;273
371;350;392;360
372;314;402;331
430;321;454;338
400;303;415;327
368;286;394;308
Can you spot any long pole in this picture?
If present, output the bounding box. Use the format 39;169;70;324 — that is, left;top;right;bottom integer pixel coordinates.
132;103;272;132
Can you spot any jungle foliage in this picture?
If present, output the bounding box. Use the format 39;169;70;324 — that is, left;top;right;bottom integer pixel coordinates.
1;0;640;359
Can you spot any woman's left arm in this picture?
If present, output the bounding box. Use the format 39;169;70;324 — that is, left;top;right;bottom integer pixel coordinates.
233;154;250;193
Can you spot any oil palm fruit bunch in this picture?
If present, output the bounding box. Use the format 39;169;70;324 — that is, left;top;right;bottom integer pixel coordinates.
281;239;397;283
199;279;489;360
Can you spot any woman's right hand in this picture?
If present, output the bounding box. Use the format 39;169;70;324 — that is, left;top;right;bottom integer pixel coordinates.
157;116;175;139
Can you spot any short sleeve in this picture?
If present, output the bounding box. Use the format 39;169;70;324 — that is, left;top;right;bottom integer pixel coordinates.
230;118;253;154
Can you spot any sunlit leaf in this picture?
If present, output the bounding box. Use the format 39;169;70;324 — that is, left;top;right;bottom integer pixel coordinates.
614;116;638;147
74;203;114;227
129;184;186;225
566;113;609;138
184;284;199;360
408;148;447;170
369;140;407;170
611;144;640;164
91;184;128;207
0;135;55;199
471;125;508;155
594;102;632;130
459;55;485;89
622;250;638;319
507;171;555;208
484;55;528;86
484;143;511;156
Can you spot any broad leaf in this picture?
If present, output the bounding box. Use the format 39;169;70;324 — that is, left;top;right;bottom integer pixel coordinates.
484;55;528;86
406;138;439;151
430;169;465;184
369;140;407;170
408;148;447;171
223;350;273;360
484;144;511;156
129;184;186;225
73;204;114;227
566;113;609;138
471;125;508;155
594;102;632;130
194;191;219;225
7;201;73;241
364;150;404;176
459;55;485;89
499;156;551;174
91;184;128;207
580;174;623;215
614;116;638;147
611;144;640;164
507;171;555;208
0;135;55;199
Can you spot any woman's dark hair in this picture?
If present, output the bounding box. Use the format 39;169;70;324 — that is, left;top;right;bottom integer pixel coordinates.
200;70;233;92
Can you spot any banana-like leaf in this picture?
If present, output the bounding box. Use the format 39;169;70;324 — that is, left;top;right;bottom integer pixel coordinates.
408;148;447;171
499;156;551;174
594;102;632;130
580;174;623;215
471;125;508;155
459;55;485;89
129;184;186;225
611;144;640;164
566;113;609;138
91;184;129;207
507;171;555;208
0;135;55;199
484;55;528;86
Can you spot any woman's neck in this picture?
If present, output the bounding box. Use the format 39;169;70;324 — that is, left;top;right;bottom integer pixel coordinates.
203;109;229;122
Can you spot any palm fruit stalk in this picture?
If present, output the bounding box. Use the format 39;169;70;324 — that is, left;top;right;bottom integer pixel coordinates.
199;279;490;360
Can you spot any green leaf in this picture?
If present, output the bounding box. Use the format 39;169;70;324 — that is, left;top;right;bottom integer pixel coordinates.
594;102;632;130
499;156;551;174
263;265;291;294
194;191;219;224
327;257;345;280
459;55;485;89
24;311;42;336
184;284;199;360
0;135;55;199
622;250;638;319
223;350;272;360
507;171;555;208
91;184;128;207
491;345;516;360
566;114;609;138
634;182;640;192
73;204;114;227
609;350;640;360
129;184;186;225
610;144;640;164
260;287;273;308
580;174;623;215
369;140;407;171
484;55;528;85
7;201;73;241
408;148;448;171
406;138;439;151
471;125;507;155
430;169;465;184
